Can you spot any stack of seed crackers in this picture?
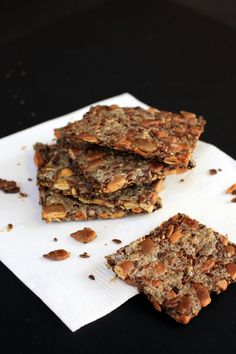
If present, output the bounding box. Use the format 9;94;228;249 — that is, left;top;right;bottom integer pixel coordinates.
34;105;205;222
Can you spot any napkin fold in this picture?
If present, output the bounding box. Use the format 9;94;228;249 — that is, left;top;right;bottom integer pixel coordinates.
0;93;235;331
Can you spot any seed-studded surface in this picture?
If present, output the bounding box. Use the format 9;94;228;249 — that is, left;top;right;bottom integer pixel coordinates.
34;143;163;213
56;105;205;165
106;214;236;324
67;143;194;194
39;187;159;222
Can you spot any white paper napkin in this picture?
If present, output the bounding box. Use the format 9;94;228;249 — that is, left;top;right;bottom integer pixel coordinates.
0;93;236;332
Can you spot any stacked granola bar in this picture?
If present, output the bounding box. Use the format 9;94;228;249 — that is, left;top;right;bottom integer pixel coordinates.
34;105;205;222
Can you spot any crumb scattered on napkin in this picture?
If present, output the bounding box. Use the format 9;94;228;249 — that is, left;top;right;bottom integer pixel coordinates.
43;249;70;261
0;178;20;193
70;227;97;243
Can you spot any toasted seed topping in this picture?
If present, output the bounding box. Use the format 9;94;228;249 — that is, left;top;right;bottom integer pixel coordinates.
19;192;28;198
43;249;70;261
70;227;97;243
141;238;155;254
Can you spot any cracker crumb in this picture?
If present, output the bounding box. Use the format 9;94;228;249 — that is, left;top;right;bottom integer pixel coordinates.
112;239;122;244
79;252;90;258
88;274;95;280
21;146;26;150
231;197;236;203
209;169;217;175
19;192;28;198
179;179;184;182
226;183;236;194
7;223;13;231
0;178;20;193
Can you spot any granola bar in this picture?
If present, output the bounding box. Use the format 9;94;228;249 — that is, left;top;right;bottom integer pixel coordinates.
56;105;205;165
39;188;160;222
106;214;236;324
34;143;162;213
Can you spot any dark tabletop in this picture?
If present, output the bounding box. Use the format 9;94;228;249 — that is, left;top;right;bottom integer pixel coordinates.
0;0;236;353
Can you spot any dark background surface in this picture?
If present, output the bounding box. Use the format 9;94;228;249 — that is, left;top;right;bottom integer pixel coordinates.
0;0;236;353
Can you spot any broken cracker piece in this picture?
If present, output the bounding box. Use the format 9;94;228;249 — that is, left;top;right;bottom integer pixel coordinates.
106;213;236;324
